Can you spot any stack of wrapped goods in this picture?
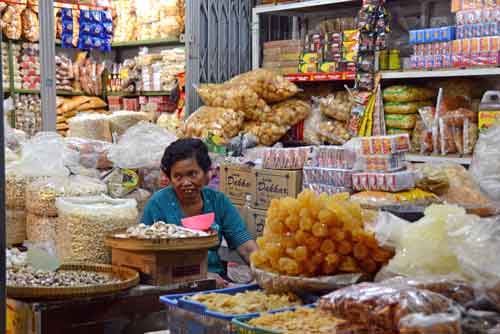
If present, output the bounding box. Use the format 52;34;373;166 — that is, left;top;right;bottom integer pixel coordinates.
15;94;41;136
55;55;74;92
18;42;40;91
350;134;438;209
136;0;182;40
185;68;307;147
2;42;10;89
57;96;108;137
136;48;184;93
262;40;302;76
303;146;356;195
25;176;107;245
112;0;137;43
317;91;353;145
11;43;21;90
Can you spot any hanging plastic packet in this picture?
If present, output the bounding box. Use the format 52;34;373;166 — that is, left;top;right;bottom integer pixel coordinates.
348;90;372;136
61;8;74;49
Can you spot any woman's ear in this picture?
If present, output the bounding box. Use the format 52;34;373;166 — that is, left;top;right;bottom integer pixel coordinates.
159;170;170;188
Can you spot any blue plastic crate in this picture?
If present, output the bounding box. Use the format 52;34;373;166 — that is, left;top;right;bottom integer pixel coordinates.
160;284;311;334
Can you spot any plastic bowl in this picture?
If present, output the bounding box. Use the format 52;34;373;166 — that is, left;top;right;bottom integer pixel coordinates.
181;213;215;231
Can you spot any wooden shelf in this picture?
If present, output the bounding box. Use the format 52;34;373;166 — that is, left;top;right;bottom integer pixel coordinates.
111;37;184;48
381;67;500;79
405;154;473;165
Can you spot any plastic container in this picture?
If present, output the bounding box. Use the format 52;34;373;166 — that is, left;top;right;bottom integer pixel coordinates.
160;284;305;334
181;213;215;231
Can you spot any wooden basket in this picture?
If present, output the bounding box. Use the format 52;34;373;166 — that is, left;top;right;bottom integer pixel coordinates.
105;229;219;252
7;263;140;300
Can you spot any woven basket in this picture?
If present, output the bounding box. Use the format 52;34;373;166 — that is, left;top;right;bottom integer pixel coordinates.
7;263;140;300
105;229;219;252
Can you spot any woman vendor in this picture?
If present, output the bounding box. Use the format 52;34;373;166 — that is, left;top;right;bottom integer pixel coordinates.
141;138;258;284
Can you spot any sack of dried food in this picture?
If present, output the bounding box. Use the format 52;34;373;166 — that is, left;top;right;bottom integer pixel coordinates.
25;176;107;217
303;101;324;145
66;137;113;169
319;282;462;334
317;120;351;145
108;111;150;137
26;213;57;244
228;69;299;103
108;122;177;169
6;209;27;246
180;106;244;144
319;92;352;121
196;83;271;121
470;124;500;202
2;6;22;40
21;7;39;42
55;195;138;264
383;85;436;103
385;114;418;130
125;188;152;216
244;121;289;146
68;114;112;142
384;101;433;115
264;99;311;126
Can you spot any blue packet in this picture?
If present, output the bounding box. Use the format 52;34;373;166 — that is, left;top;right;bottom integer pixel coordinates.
91;23;103;37
81;22;92;34
91;10;102;23
62;19;73;34
102;10;112;24
103;22;113;36
80;9;92;22
61;33;74;49
100;38;112;52
92;36;104;49
78;35;93;50
61;8;72;21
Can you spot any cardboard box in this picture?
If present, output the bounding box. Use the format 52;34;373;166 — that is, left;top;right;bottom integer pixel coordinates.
247;208;267;239
252;168;302;210
220;163;255;206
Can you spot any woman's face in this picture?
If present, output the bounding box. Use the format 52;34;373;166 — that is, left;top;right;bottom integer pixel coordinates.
169;158;207;203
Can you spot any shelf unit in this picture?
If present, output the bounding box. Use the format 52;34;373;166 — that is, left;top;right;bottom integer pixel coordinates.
405;154;473;165
107;91;172;97
381;67;500;79
284;72;355;82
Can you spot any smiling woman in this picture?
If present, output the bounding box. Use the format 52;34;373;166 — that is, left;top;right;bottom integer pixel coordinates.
140;139;258;280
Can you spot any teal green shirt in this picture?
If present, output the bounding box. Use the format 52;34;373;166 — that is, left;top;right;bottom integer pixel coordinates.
141;186;253;274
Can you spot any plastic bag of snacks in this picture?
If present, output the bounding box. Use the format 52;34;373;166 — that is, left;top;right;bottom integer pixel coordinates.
319;92;352;121
108;111;151;138
2;6;22;40
262;147;313;170
66;137;113;169
196;83;271;121
228;68;299;103
303;102;324;145
25;176;107;217
264;99;311;126
304;183;353;196
108;122;177;169
21;7;39;42
317;121;351;145
385;114;418;130
384;101;434;115
382;85;436;103
351;189;439;210
307;145;356;169
355;134;411;155
438;116;478;155
55;195;138;263
244;121;289;146
470;124;500;202
352;171;416;192
179;106;244;145
68;114;112;142
319;282;462;334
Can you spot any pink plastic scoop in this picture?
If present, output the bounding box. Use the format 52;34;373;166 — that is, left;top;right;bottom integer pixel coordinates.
181;212;215;231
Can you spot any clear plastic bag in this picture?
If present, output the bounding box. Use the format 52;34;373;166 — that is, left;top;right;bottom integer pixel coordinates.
124;188;152;216
26;213;57;244
108;121;177;169
264;99;311;127
68;113;112;142
25;176;107;217
228;68;299;103
470;124;500;202
319;92;352;121
179;106;243;145
317;120;351;145
108;111;151;138
2;6;22;40
21;7;39;42
55;195;138;263
303;100;324;145
383;85;436;103
196;83;271;121
66;137;113;169
319;282;462;334
244;121;289;146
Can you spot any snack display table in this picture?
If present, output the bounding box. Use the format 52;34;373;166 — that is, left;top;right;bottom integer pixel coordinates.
7;280;216;334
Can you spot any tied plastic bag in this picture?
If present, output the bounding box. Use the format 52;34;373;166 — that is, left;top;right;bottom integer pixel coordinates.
55;195;138;263
228;68;299;103
470;124;500;202
21;7;39;42
319;282;462;334
179;106;244;145
108;111;151;138
319;92;352;121
195;83;271;121
243;121;289;146
2;6;22;40
68;113;112;142
25;176;107;217
66;137;113;169
317;120;351;145
304;100;324;145
108;121;177;169
263;99;311;127
382;85;436;103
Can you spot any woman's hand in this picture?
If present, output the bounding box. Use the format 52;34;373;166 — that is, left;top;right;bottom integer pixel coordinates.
207;272;229;289
236;240;259;265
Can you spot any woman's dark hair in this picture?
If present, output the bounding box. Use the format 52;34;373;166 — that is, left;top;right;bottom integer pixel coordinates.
161;139;212;177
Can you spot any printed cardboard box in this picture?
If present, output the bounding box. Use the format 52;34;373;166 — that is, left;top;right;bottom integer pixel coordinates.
252;168;302;210
219;163;255;206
